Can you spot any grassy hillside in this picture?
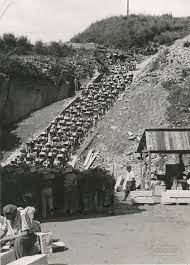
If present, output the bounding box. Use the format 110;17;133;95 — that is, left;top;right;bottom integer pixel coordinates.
71;14;190;50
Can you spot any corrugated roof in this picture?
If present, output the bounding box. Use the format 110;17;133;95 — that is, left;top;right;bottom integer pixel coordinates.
137;128;190;153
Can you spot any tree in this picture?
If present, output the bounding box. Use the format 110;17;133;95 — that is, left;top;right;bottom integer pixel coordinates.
33;40;46;55
16;35;32;54
48;41;63;57
1;33;17;51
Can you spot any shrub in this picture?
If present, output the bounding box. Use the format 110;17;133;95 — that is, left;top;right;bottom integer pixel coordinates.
16;36;32;54
184;41;190;48
0;33;76;58
153;31;186;45
149;58;160;72
0;33;17;51
33;40;48;55
0;34;32;54
182;68;190;78
161;80;176;90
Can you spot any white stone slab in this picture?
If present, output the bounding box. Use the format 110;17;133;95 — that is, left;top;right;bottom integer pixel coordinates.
8;254;47;265
162;190;190;198
131;197;155;204
130;190;153;198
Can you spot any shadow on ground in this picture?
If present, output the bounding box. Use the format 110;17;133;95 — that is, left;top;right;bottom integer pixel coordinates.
53;247;69;254
42;201;146;223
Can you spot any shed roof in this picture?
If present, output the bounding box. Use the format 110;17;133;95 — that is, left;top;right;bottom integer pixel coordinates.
137;128;190;153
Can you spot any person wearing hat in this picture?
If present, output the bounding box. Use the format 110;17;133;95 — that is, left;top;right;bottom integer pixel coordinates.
0;204;37;259
38;152;46;165
54;154;64;167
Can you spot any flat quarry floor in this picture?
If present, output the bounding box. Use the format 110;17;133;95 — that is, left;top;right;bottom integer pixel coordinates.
43;193;190;264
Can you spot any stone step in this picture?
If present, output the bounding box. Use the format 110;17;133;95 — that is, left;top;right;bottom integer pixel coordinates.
161;197;190;205
130;190;153;198
131;197;155;204
162;190;190;198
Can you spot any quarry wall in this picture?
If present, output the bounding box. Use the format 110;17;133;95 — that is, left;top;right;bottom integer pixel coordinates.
0;74;75;126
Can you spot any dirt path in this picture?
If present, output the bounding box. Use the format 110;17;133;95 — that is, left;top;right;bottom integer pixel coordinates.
44;197;190;264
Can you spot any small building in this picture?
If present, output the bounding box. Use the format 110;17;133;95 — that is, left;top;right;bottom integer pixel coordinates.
137;128;190;190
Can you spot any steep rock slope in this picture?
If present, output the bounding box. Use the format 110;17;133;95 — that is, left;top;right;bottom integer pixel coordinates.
77;35;190;179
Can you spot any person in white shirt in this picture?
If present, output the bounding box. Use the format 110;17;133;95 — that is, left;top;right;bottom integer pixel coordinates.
114;175;122;192
0;204;37;259
123;165;136;201
187;173;190;190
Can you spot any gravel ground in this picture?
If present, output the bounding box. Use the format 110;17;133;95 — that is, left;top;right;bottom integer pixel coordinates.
43;192;190;264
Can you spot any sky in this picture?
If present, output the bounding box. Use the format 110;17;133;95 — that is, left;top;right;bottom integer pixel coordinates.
0;0;189;43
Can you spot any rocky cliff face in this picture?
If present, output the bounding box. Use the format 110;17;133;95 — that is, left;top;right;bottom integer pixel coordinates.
0;74;74;126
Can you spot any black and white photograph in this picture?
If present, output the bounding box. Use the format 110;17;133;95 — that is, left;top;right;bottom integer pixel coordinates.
0;0;190;264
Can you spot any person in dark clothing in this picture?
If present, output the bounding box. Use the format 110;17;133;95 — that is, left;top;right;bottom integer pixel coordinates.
104;177;116;215
63;165;77;215
41;179;54;219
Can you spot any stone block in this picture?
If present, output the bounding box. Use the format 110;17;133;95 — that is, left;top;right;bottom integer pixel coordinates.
162;190;190;198
0;250;15;265
8;254;47;265
130;190;153;198
131;197;155;204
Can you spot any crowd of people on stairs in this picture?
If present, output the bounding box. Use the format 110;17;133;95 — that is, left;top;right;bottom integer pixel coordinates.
10;51;137;169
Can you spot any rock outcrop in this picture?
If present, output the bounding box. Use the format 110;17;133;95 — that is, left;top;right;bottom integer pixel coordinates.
0;74;75;127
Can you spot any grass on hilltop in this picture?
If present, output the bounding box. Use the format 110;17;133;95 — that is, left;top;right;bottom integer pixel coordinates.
71;14;190;50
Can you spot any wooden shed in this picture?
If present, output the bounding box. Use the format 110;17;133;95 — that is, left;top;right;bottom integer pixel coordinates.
137;128;190;190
